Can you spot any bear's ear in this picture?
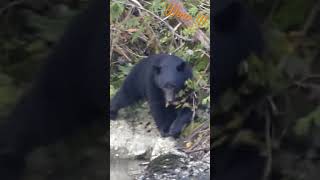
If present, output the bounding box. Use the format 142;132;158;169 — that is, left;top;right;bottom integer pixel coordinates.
153;65;161;74
176;62;186;72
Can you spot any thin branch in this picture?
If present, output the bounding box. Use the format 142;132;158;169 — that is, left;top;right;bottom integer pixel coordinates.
263;108;272;180
302;0;320;35
0;0;25;15
264;0;280;24
114;45;131;62
185;147;209;154
115;0;193;42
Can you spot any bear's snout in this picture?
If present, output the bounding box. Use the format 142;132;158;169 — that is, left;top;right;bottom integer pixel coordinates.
163;83;176;105
164;89;175;104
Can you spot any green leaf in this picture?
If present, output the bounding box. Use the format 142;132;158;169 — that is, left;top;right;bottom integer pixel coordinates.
111;2;125;22
125;17;140;28
188;5;198;16
220;90;240;111
232;130;263;147
151;0;164;13
273;0;312;30
110;85;116;97
131;29;142;43
0;73;13;86
201;96;210;105
294;106;320;136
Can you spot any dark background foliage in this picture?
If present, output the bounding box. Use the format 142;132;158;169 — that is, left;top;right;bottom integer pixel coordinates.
0;1;107;179
214;0;320;179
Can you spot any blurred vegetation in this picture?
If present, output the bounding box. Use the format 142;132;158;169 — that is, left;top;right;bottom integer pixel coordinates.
214;0;320;179
0;0;89;120
0;1;108;179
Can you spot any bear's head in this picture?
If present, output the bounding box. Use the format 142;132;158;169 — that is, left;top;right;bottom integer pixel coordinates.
153;55;192;105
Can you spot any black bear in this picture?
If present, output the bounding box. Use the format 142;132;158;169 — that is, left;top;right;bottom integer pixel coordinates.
110;54;193;138
0;0;107;179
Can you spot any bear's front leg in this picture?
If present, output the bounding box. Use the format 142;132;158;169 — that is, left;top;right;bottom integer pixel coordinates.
148;101;176;137
110;88;141;120
168;107;193;138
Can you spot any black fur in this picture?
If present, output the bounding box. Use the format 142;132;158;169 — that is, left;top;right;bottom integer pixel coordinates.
110;54;193;138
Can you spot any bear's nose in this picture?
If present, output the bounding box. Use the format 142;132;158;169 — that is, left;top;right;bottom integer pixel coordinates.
164;83;176;89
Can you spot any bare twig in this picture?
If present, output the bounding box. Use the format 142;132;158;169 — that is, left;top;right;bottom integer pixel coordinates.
185;147;209;154
264;0;280;24
0;0;25;15
302;0;320;35
172;42;185;53
263;109;272;180
267;96;279;116
116;0;193;42
185;121;209;142
114;45;131;62
300;74;320;82
125;47;148;59
166;0;210;50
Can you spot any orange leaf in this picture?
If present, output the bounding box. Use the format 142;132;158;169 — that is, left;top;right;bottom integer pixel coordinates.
127;29;139;33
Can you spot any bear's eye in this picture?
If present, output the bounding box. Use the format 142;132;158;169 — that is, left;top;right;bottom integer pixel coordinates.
176;62;185;72
153;65;161;74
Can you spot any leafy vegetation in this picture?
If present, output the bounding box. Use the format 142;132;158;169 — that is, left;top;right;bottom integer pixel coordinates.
214;0;320;179
110;0;210;131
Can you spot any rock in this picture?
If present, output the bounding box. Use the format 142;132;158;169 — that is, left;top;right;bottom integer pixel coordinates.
137;153;210;180
151;137;180;160
110;107;179;160
110;107;210;179
110;119;178;159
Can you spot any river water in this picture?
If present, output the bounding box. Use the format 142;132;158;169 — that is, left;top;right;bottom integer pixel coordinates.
110;155;145;180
